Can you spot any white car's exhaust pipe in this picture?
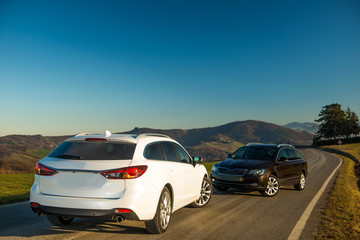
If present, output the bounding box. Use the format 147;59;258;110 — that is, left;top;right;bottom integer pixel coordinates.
114;215;124;223
36;210;43;217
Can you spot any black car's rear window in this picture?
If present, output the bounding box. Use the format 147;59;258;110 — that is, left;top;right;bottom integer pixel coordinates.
48;141;136;160
232;146;277;161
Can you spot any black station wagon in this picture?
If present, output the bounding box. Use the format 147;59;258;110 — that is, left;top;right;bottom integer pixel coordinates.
210;143;308;197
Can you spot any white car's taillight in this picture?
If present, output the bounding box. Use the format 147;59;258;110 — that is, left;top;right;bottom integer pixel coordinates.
35;162;57;176
101;165;148;179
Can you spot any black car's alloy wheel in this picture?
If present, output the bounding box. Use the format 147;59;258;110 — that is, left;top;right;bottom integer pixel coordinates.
294;172;306;190
261;175;279;197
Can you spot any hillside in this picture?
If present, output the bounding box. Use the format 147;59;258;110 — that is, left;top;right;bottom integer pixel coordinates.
124;120;313;146
283;122;319;134
123;120;313;162
0;120;313;173
0;135;69;174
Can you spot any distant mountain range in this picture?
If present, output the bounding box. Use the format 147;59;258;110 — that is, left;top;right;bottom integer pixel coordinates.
0;120;314;173
283;122;319;134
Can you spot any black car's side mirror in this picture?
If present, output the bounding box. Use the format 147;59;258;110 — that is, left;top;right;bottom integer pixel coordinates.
279;157;289;163
192;156;203;166
227;153;232;158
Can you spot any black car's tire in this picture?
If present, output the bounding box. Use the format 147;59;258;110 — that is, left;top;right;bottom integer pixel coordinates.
294;172;306;190
46;215;74;226
191;177;213;208
145;187;172;234
215;186;229;191
260;175;279;197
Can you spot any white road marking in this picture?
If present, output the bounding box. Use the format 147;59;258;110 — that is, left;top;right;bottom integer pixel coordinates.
0;201;27;208
287;155;343;240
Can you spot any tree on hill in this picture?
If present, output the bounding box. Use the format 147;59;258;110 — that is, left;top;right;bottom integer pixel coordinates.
315;103;359;140
344;107;360;138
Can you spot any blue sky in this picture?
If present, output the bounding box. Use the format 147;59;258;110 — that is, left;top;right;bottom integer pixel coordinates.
1;0;359;136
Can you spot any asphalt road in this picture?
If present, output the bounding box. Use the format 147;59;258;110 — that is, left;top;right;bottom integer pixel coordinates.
0;149;341;240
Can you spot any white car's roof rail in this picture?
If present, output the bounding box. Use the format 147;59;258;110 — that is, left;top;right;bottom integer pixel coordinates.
75;132;89;137
75;130;112;137
136;133;170;139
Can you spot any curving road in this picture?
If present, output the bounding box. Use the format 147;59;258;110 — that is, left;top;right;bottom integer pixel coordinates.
0;149;341;240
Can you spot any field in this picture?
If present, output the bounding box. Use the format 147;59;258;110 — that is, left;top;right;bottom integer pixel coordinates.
0;174;34;205
202;161;219;173
314;143;360;239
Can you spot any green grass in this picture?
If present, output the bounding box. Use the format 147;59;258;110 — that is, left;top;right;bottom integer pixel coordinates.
0;174;34;205
9;153;38;163
314;144;360;239
27;149;51;159
203;161;219;174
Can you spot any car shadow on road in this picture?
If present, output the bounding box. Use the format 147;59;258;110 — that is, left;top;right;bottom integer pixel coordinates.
212;188;264;197
212;187;298;197
0;217;149;238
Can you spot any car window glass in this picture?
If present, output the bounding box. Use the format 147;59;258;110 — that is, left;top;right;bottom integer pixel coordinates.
48;141;136;160
286;149;297;160
145;143;166;160
173;143;191;163
242;147;276;160
277;149;288;160
295;150;303;159
160;142;178;161
233;147;246;158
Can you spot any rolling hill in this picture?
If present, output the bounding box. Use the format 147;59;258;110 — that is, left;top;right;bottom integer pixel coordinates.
0;120;313;173
283;122;319;134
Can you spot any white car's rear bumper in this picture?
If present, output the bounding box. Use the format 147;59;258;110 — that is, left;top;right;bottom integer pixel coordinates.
30;175;161;220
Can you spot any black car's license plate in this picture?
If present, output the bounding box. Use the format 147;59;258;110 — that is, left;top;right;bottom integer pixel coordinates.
220;175;243;182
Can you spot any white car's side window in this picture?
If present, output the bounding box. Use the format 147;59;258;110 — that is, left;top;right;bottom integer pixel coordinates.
160;142;177;162
172;143;191;164
145;143;166;160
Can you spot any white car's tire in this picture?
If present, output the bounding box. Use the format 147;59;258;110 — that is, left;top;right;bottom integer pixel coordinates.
145;187;172;234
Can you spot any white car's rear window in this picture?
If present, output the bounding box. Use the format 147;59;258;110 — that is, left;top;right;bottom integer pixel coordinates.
48;141;136;160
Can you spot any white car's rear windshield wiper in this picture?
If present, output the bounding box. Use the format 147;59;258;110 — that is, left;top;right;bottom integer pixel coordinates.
56;154;82;160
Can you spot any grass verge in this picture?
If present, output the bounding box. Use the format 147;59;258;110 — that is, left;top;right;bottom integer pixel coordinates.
314;144;360;239
0;174;34;205
202;161;219;174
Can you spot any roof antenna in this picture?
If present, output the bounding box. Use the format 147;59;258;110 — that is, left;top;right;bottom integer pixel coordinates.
104;130;111;137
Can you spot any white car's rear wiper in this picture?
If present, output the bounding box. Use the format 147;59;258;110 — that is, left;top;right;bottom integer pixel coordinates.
56;154;82;160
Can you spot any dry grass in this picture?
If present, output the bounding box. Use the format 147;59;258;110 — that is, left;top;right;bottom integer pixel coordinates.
314;144;360;239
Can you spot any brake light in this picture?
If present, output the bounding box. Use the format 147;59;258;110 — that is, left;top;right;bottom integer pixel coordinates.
115;209;132;213
101;165;147;179
35;163;57;176
85;138;107;142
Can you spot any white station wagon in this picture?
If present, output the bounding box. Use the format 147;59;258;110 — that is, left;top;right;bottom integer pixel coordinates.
30;131;212;233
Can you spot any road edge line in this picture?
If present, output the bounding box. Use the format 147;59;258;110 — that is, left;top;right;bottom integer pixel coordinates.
287;155;342;240
0;200;28;208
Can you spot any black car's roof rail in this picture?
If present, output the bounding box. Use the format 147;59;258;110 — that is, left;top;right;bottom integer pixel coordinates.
246;142;265;146
277;144;295;148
